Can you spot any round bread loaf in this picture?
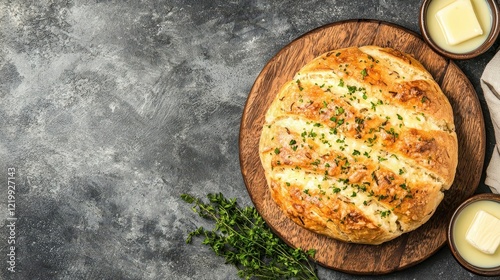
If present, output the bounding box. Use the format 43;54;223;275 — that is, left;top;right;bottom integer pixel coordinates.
259;46;458;245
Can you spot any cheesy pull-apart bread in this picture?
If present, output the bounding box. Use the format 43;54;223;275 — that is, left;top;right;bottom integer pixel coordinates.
259;46;458;245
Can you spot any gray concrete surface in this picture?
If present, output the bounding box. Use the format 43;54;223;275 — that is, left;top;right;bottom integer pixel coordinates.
0;0;496;279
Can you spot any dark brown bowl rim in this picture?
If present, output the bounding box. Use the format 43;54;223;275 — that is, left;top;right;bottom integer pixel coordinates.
419;0;500;60
447;193;500;276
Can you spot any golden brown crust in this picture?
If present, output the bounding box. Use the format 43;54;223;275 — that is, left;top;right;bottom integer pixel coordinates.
259;46;458;244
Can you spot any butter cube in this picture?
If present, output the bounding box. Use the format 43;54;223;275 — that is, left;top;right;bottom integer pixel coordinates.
465;210;500;255
435;0;483;45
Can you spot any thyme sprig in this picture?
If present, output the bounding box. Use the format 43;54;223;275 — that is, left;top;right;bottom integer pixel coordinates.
181;193;319;280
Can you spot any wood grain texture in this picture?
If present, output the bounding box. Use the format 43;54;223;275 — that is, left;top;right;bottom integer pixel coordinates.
238;20;485;275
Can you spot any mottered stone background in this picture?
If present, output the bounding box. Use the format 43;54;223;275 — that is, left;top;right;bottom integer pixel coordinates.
0;0;496;279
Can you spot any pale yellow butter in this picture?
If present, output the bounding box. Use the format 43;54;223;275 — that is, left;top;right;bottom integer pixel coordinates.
465;210;500;255
435;0;483;45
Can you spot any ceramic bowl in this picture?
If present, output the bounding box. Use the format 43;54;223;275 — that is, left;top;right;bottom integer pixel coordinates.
447;193;500;276
419;0;500;60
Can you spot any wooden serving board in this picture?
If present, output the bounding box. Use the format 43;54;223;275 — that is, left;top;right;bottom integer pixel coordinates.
239;20;486;274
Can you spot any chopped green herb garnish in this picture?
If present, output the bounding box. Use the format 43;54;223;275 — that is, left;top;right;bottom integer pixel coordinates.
378;156;387;162
296;79;304;91
311;159;321;166
361;68;368;79
380;210;390;218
